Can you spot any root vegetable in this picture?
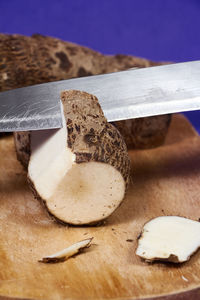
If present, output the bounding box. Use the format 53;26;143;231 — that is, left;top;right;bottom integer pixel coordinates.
1;33;171;149
136;216;200;263
16;90;130;225
0;34;158;92
113;115;171;149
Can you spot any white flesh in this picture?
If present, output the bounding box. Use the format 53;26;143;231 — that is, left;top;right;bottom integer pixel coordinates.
136;216;200;263
28;103;75;200
47;162;125;224
39;238;93;263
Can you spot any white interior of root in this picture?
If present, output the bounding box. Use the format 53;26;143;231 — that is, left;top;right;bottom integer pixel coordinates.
43;238;92;259
47;161;125;224
28;102;75;199
136;216;200;262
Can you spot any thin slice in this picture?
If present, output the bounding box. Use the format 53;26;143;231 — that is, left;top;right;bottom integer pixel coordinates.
136;216;200;263
39;237;93;263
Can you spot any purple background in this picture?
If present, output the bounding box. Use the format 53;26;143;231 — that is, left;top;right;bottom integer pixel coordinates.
0;0;200;131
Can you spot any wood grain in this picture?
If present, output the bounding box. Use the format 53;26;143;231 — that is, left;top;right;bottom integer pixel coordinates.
0;114;200;300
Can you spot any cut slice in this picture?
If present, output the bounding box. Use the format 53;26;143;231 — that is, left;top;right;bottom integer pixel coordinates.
39;238;93;263
136;216;200;263
17;90;130;225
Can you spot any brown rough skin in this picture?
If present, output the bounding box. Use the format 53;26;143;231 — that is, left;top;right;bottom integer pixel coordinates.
14;131;30;168
61;90;130;189
113;115;171;149
1;33;171;148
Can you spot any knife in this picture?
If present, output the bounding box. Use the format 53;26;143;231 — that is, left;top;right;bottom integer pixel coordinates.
0;60;200;132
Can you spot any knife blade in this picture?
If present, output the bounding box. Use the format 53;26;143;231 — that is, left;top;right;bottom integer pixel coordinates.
1;60;200;132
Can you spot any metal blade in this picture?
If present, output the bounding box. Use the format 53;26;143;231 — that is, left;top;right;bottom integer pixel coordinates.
1;60;200;132
0;85;63;132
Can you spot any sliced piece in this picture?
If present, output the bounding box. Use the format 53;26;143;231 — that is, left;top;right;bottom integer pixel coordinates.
20;90;130;225
136;216;200;263
39;238;93;263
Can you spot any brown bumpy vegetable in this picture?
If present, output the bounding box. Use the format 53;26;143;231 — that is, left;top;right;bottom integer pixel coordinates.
15;90;131;225
0;33;171;148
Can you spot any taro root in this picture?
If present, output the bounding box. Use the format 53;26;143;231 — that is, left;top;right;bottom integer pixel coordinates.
15;90;130;225
136;216;200;263
0;34;158;92
0;33;171;149
113;115;171;149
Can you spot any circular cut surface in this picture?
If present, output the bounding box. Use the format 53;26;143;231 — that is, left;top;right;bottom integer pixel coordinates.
47;161;125;225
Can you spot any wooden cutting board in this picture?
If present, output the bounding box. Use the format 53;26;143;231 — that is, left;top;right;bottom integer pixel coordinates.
0;114;200;300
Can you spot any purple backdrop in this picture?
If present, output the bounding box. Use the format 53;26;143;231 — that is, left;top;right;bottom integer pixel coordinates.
0;0;199;131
